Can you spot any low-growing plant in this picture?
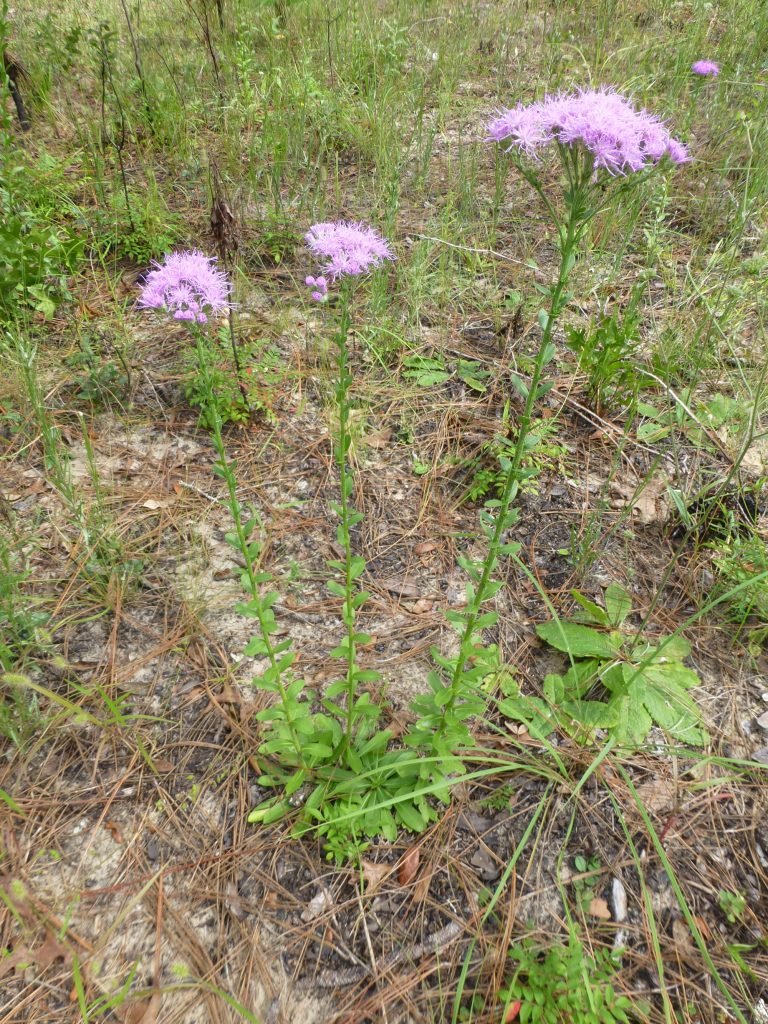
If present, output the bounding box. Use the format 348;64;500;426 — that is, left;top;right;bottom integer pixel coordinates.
461;409;568;504
0;528;50;673
65;333;130;407
718;889;747;925
402;352;491;393
89;187;181;266
571;853;603;915
499;932;646;1024
709;529;768;645
566;286;643;414
184;327;280;426
499;583;710;747
0;161;82;320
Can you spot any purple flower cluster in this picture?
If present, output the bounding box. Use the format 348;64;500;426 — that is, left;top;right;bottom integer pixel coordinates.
487;87;689;174
691;59;720;77
305;221;395;284
138;250;231;323
305;275;328;301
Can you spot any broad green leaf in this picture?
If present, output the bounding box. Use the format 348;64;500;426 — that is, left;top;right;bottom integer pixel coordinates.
498;695;554;739
640;684;709;745
604;583;632;626
562;659;602;697
650;634;691;661
571;590;610;625
414;370;451;387
561;700;620;730
610;693;652;747
536;620;617;659
641;661;700;691
302;742;335;759
397;801;426;832
543;673;565;704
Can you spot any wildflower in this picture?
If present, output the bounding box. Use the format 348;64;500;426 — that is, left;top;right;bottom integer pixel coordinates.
487;87;689;174
305;221;395;281
138;250;231;323
305;274;329;301
691;59;720;77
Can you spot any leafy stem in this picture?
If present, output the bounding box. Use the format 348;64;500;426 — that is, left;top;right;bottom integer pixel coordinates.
429;164;591;752
191;328;307;770
326;282;380;765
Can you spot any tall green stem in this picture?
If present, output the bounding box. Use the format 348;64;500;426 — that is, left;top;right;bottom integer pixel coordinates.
192;330;306;768
326;283;377;763
432;176;589;747
336;288;357;751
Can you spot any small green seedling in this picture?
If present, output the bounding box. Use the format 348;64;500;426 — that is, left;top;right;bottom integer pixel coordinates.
718;889;747;925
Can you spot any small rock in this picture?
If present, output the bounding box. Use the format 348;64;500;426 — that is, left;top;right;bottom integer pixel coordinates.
756;710;768;730
301;888;333;922
752;746;768;765
457;810;495;832
470;847;500;882
611;877;628;923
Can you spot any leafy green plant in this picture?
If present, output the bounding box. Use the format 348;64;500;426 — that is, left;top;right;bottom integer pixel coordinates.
718;889;747;925
402;352;491;392
709;531;768;644
0;532;50;672
566;288;642;414
0;674;47;751
461;409;567;504
572;854;602;914
89;187;181;266
499;584;710;747
0;173;82;320
65;334;129;406
184;329;281;426
0;25;83;323
499;933;646;1024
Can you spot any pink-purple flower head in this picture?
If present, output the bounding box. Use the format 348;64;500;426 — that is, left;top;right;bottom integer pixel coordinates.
691;59;720;77
138;250;231;324
305;275;328;302
305;221;395;289
487;87;690;175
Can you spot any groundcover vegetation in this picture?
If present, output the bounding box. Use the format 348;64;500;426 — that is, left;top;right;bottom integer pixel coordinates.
1;0;767;1021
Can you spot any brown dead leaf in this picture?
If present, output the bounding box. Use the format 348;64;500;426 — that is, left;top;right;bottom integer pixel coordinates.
672;917;694;951
301;888;333;922
122;991;161;1024
382;576;422;599
27;930;72;972
588;897;612;920
414;541;439;555
104;821;124;843
413;870;431;903
635;777;677;814
361;860;391;892
363;427;393;448
398;846;420;886
142;498;173;511
694;915;712;941
0;944;33;979
609;474;670;526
